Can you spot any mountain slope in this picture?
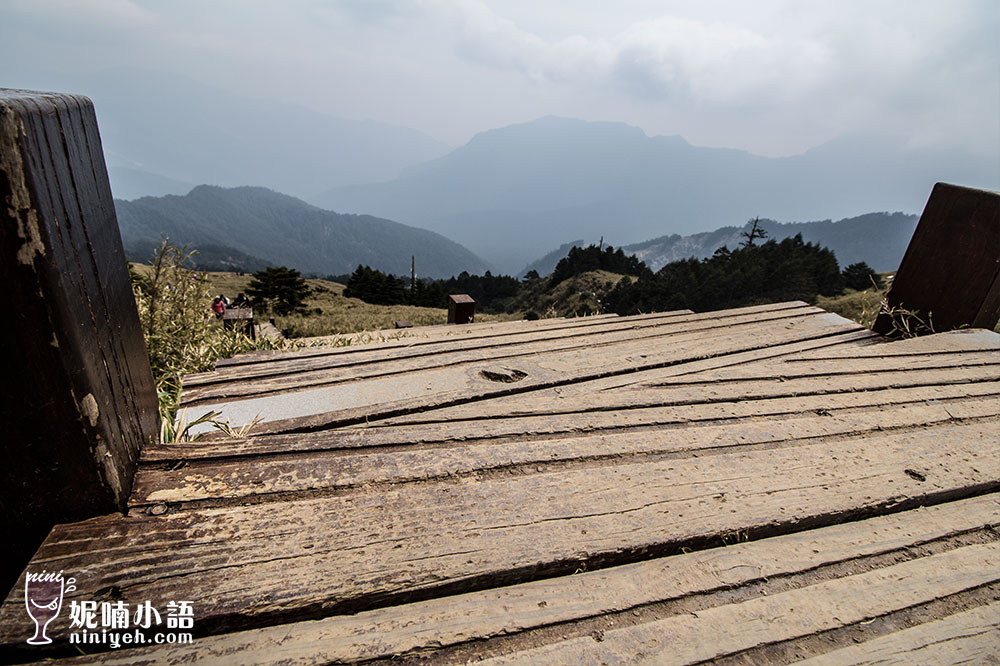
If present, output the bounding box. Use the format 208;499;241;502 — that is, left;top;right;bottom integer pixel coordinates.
115;186;489;278
315;117;996;273
624;213;919;273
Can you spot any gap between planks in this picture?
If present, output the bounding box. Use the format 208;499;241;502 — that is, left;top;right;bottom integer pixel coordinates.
14;493;1000;665
130;398;1000;508
2;419;997;649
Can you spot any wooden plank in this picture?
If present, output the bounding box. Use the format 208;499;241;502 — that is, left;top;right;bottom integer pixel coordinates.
143;381;1000;462
131;396;1000;506
211;312;673;368
783;327;1000;358
652;351;999;384
475;542;1000;665
791;602;1000;665
0;91;158;539
178;303;826;405
176;310;862;435
188;306;780;387
377;362;1000;425
874;182;1000;335
1;418;996;647
16;494;1000;665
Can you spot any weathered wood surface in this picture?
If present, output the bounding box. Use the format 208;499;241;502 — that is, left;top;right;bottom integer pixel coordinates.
874;182;1000;335
2;304;998;663
1;416;997;650
476;542;1000;666
214;311;627;368
0;90;158;556
10;494;1000;665
177;305;864;434
183;308;699;390
792;602;1000;665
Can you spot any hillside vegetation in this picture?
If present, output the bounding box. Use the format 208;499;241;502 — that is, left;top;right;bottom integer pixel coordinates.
625;212;918;273
115;185;489;277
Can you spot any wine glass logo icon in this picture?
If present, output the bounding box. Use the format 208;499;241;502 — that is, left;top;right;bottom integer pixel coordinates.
24;571;65;645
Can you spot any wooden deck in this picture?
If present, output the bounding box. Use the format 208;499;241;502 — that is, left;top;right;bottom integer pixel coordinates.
2;302;999;664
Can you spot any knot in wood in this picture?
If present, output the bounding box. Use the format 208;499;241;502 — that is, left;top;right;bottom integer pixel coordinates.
479;366;528;383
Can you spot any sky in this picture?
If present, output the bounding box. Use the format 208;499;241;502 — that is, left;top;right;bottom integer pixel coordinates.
1;0;998;160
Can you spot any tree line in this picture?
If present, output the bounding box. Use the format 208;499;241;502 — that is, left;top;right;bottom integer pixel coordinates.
241;235;883;318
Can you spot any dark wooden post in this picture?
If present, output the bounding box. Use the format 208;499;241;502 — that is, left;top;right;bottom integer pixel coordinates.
873;183;1000;336
448;294;476;324
0;90;159;586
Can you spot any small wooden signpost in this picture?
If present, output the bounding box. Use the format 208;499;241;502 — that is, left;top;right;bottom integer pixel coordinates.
448;294;475;324
222;307;256;339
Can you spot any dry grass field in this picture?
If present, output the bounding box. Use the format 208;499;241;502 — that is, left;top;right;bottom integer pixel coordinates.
198;271;517;338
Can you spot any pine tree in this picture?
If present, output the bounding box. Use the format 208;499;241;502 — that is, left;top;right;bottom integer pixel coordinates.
246;266;310;315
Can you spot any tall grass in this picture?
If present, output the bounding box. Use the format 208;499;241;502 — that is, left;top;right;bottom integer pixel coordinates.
131;241;291;441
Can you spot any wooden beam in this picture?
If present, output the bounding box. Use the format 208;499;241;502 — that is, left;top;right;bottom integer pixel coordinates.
9;493;1000;664
874;182;1000;336
1;417;996;647
0;91;158;556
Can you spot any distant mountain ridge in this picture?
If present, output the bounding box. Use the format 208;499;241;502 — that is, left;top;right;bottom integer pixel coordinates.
315;116;996;273
625;212;919;273
115;186;489;278
522;212;918;277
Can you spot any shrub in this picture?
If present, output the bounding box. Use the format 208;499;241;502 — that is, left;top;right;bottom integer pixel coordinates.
132;240;290;441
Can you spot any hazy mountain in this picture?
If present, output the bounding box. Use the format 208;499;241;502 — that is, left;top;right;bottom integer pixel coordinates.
7;67;451;200
624;212;919;273
519;240;586;278
115;186;489;278
315;116;996;273
108;167;195;200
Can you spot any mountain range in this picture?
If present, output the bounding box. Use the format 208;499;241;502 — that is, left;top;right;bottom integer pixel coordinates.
316;116;995;273
518;212;918;278
115;186;489;278
624;212;919;274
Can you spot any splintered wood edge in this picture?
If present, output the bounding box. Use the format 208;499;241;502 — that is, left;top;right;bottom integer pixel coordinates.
33;493;1000;665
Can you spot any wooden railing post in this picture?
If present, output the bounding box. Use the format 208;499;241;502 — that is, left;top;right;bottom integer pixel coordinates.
0;90;159;585
873;183;1000;336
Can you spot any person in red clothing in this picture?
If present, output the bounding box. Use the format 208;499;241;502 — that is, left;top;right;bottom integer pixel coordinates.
211;295;226;318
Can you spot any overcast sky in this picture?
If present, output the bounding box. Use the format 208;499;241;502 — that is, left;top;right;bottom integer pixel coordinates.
1;0;997;160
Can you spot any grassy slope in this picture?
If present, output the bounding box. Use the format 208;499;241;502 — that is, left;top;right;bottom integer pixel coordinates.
521;269;633;318
197;270;517;338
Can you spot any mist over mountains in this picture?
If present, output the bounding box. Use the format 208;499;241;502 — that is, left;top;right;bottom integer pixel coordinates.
6;68;451;201
317;116;995;273
115;186;489;278
12;70;989;276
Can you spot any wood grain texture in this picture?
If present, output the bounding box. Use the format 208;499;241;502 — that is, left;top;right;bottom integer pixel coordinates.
210;312;663;369
3;296;998;663
141;380;1000;463
874;182;1000;334
131;396;1000;506
179;303;826;406
1;417;997;650
477;542;1000;665
25;494;1000;665
791;602;1000;665
0;90;158;530
176;309;862;436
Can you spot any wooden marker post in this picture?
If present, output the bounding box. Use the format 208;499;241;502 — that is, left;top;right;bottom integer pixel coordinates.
874;183;1000;336
0;90;159;584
